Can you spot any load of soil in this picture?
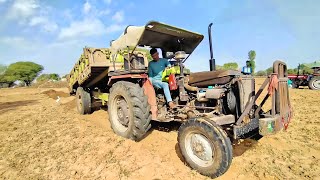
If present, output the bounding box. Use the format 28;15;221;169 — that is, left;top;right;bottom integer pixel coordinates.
41;89;69;100
32;81;68;88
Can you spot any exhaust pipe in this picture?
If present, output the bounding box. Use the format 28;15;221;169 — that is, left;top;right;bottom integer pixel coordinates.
208;23;216;71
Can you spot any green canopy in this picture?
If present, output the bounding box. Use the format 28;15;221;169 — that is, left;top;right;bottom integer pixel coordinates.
305;61;320;69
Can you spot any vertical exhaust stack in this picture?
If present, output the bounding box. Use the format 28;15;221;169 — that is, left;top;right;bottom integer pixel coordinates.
208;23;216;71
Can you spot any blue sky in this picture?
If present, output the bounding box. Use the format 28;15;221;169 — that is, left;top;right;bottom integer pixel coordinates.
0;0;319;75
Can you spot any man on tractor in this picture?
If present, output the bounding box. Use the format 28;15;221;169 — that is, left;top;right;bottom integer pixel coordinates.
148;48;177;109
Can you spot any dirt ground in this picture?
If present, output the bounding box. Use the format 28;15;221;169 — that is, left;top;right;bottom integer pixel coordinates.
0;79;319;180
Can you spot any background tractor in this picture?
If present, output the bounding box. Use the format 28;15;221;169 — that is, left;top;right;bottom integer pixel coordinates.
67;21;292;178
288;63;320;90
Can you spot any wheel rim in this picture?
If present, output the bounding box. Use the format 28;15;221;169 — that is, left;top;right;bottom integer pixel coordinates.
77;93;82;111
185;131;214;167
312;79;320;89
111;95;130;133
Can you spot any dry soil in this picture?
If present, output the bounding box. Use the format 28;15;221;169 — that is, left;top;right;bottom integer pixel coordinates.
0;79;319;180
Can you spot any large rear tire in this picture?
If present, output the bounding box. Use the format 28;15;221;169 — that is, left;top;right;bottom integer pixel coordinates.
308;78;320;90
108;81;151;141
76;87;91;114
178;118;232;178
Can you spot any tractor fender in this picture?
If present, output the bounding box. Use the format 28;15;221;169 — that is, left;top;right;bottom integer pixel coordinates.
142;79;157;120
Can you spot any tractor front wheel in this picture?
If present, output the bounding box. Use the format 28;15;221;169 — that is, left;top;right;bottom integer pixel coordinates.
178;118;232;178
308;78;320;90
108;81;151;141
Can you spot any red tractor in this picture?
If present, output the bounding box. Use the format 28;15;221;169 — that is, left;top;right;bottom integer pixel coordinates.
288;64;320;90
68;21;292;178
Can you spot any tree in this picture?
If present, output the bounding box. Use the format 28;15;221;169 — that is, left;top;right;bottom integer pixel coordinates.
0;64;7;75
266;67;273;75
255;70;267;76
299;64;313;74
5;61;43;86
37;73;60;82
287;68;297;74
221;62;238;70
248;50;256;73
216;65;223;70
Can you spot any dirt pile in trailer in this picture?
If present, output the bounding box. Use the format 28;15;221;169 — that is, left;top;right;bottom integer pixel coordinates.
0;79;319;179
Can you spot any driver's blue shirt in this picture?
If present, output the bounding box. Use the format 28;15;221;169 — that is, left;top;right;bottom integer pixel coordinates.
148;58;171;81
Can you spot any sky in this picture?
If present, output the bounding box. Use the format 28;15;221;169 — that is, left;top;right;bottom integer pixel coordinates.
0;0;319;75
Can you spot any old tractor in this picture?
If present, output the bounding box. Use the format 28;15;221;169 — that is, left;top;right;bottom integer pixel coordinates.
67;21;292;178
288;63;320;90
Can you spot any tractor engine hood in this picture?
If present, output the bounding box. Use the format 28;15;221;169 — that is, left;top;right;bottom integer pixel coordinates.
110;21;204;55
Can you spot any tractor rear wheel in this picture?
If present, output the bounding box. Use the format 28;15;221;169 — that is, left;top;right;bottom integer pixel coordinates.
108;81;151;141
178;118;232;178
76;87;91;114
308;78;320;90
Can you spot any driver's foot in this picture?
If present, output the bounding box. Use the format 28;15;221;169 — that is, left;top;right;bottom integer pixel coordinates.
168;101;177;109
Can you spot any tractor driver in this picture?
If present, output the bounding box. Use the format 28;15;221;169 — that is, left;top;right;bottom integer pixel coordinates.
148;48;176;109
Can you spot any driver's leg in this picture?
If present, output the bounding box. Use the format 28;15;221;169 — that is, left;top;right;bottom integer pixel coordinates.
158;81;172;102
157;81;176;109
150;78;176;109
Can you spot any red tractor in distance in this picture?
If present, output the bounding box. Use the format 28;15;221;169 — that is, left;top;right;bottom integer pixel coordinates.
288;63;320;90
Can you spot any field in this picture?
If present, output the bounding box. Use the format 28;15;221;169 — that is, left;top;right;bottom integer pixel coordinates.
0;79;319;179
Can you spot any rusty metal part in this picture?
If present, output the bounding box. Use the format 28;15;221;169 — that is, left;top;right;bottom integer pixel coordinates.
238;75;255;113
208;115;235;125
178;78;189;101
272;60;292;129
192;115;235;126
176;105;216;110
205;88;225;99
278;77;292;130
183;77;198;91
273;60;288;114
236;77;270;125
187;111;197;118
188;70;240;87
107;73;147;86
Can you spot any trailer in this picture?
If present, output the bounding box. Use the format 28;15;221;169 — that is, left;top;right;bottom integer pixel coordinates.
67;47;150;114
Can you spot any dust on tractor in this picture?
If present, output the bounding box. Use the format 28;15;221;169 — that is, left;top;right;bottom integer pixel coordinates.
67;21;292;178
288;63;320;90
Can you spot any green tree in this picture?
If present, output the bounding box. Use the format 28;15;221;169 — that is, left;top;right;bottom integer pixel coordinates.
5;61;43;86
37;73;60;82
222;62;238;70
248;50;256;73
0;64;7;75
287;68;297;74
216;65;223;70
255;70;267;76
299;64;313;74
266;67;273;75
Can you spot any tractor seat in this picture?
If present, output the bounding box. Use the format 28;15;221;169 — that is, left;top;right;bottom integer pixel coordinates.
188;70;241;87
